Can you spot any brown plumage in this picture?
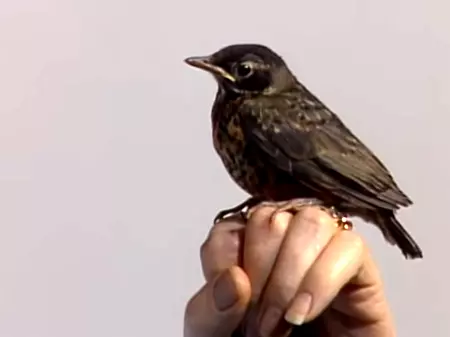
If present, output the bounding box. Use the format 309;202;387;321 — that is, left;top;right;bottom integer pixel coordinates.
185;43;422;260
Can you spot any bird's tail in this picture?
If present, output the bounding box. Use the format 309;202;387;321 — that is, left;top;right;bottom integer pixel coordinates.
375;210;423;259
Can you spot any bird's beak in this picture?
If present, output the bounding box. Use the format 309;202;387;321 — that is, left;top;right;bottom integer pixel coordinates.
184;56;236;82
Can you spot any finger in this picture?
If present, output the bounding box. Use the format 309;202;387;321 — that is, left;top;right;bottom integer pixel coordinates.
331;248;390;324
256;207;341;336
201;216;246;282
243;206;293;301
284;230;365;325
184;266;251;337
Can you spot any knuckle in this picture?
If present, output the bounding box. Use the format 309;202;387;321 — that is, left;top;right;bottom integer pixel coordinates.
200;228;218;259
203;219;244;256
343;231;365;252
199;240;217;281
269;211;292;234
200;230;241;281
250;206;275;224
297;206;333;228
201;231;238;260
199;239;212;262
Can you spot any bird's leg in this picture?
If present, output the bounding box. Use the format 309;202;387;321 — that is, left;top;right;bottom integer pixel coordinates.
244;198;322;220
245;198;353;230
213;197;261;224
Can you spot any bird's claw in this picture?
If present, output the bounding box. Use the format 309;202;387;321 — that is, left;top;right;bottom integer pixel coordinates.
328;206;353;230
244;198;353;230
244;198;322;221
213;197;261;224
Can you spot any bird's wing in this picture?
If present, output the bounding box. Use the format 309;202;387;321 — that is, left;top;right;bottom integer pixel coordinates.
240;95;412;210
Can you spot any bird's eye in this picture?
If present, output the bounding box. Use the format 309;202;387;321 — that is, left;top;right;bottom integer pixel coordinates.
235;62;253;78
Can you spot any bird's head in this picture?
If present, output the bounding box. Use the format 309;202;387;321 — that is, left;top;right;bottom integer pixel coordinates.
185;44;297;96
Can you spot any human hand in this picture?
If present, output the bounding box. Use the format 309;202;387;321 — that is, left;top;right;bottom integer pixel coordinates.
183;217;251;337
184;206;395;337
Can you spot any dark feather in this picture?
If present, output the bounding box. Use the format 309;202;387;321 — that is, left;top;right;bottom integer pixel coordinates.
240;91;412;211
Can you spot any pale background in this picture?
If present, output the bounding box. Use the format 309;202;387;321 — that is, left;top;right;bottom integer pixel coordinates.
0;0;447;336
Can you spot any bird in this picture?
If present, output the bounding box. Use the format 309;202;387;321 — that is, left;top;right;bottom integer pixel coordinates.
184;43;423;260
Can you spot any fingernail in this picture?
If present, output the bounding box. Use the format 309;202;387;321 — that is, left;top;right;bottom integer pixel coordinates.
213;269;239;311
259;306;283;337
284;292;313;326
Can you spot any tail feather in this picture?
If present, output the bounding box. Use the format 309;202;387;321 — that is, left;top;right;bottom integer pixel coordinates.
376;211;423;259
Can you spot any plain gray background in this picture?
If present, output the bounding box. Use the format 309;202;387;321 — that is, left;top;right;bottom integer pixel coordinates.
0;0;447;336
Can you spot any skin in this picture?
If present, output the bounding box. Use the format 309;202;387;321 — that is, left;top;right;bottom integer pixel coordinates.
184;206;396;337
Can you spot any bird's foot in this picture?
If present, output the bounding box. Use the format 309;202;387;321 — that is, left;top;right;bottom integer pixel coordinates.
213;197;261;224
245;198;353;230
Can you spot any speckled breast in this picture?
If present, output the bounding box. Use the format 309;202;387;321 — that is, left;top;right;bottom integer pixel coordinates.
212;113;260;195
210;94;306;202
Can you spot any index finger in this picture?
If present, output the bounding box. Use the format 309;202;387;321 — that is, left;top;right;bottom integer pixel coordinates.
200;215;246;282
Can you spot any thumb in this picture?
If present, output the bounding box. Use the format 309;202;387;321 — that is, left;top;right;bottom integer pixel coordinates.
184;266;251;337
